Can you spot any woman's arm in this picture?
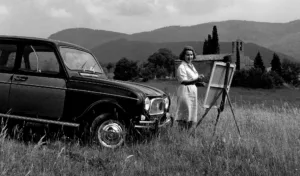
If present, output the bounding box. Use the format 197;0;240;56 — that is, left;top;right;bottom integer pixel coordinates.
181;74;204;85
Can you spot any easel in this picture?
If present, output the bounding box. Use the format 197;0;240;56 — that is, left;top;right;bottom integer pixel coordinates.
195;62;241;137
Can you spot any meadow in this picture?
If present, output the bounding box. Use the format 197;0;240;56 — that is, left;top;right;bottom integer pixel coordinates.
1;80;300;175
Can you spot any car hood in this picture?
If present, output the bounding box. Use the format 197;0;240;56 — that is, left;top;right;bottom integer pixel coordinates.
112;80;166;97
70;76;166;97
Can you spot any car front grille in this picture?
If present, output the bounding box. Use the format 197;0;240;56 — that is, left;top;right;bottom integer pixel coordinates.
149;98;165;115
148;114;164;121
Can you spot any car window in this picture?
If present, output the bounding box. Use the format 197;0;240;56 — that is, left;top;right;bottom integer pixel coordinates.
60;47;104;74
20;44;60;74
0;44;17;71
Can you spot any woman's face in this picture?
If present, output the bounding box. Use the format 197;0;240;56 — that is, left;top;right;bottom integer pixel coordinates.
184;50;194;63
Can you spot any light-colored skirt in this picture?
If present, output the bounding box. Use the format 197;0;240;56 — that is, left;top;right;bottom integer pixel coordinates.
175;84;198;123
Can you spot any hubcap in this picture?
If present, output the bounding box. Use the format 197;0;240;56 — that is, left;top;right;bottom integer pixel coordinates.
97;120;124;148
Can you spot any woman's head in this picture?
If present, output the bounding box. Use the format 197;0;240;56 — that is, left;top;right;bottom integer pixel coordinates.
179;46;196;63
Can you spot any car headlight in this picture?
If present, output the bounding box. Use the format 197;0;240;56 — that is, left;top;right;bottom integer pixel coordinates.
144;97;150;111
164;97;170;109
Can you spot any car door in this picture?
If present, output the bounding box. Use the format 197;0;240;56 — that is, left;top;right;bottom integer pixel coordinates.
0;42;18;114
9;42;66;119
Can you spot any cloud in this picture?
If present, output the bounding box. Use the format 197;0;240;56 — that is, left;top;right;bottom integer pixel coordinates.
49;8;72;18
116;0;155;16
169;0;235;15
78;0;156;16
165;4;178;13
0;0;99;37
0;4;9;14
0;0;299;38
77;0;107;15
200;0;299;23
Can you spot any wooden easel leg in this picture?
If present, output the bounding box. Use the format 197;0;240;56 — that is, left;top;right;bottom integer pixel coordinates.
212;109;221;137
190;91;223;137
226;92;241;136
195;90;223;128
189;108;210;137
195;108;209;128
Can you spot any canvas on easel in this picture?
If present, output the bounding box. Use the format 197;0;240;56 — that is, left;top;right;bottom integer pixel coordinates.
203;62;236;109
195;61;240;137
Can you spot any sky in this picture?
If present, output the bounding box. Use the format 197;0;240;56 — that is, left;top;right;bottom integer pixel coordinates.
0;0;299;38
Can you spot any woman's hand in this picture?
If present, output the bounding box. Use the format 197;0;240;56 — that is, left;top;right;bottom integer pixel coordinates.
197;74;205;82
181;74;205;86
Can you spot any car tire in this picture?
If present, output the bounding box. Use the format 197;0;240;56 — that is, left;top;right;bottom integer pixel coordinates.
91;113;126;149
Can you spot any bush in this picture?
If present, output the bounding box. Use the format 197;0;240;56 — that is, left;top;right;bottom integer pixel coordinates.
246;68;264;88
281;59;300;86
261;72;274;89
231;69;249;87
232;68;283;89
266;71;284;88
114;58;139;81
140;67;153;81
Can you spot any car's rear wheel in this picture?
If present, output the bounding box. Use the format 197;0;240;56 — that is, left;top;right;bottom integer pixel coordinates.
91;113;126;149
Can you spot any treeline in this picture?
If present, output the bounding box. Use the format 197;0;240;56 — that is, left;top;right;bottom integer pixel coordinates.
103;48;178;82
232;52;300;88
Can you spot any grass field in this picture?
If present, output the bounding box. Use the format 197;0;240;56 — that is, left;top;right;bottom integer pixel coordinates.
1;80;300;175
145;80;300;109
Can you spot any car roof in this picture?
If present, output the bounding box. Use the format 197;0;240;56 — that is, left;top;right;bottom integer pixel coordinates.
0;35;90;52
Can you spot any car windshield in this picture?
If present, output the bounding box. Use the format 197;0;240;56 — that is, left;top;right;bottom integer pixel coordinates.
60;47;104;74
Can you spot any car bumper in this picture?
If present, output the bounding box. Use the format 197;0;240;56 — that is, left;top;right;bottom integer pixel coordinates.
134;113;173;129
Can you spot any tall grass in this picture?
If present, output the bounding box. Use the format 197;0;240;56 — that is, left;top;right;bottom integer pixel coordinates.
1;92;300;175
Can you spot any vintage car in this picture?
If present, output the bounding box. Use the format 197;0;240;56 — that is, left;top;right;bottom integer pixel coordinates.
0;36;173;148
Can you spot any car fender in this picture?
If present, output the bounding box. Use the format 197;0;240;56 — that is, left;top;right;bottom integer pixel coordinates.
75;99;127;123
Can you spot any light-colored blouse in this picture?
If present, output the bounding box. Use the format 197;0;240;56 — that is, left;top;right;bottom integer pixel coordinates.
177;61;199;83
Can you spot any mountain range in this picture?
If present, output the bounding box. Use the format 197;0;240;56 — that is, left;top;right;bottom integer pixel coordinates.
49;20;300;66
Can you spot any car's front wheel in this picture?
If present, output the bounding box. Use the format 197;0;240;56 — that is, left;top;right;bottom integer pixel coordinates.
91;113;126;149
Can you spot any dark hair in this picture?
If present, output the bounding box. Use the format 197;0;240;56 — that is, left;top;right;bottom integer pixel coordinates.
179;46;197;61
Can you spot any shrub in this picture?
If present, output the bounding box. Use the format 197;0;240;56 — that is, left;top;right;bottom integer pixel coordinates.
246;68;264;88
261;72;274;89
266;71;284;88
232;68;283;89
114;58;139;81
231;69;249;87
281;59;300;86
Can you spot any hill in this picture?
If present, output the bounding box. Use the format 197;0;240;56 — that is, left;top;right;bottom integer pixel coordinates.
91;39;294;66
49;20;300;62
127;20;300;60
128;20;286;44
49;28;128;49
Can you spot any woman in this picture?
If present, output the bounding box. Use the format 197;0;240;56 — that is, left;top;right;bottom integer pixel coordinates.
175;46;204;130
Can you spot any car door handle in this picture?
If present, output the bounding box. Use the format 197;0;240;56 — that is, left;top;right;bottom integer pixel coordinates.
13;76;28;81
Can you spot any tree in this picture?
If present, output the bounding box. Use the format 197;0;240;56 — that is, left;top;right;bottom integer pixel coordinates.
156;67;168;79
143;48;177;79
114;57;138;81
202;39;208;55
281;59;300;85
203;34;212;54
140;62;154;81
157;48;176;75
236;43;240;70
211;25;220;54
202;26;220;55
271;53;282;75
254;52;265;72
106;62;114;72
207;34;212;54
